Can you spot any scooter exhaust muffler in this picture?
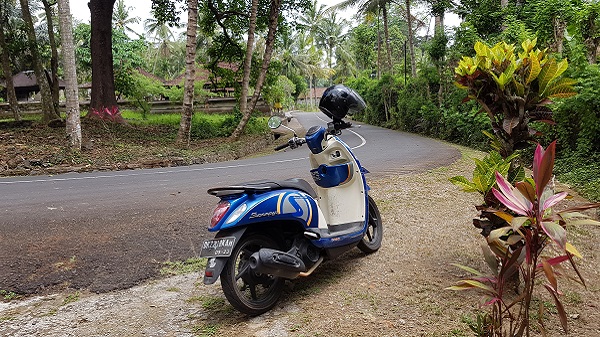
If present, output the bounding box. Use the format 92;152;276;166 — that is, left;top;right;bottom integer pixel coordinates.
249;248;306;279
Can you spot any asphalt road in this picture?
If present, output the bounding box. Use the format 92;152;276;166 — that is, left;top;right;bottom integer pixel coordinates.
0;112;459;295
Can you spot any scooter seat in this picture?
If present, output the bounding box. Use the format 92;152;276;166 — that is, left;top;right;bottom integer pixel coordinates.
208;178;317;198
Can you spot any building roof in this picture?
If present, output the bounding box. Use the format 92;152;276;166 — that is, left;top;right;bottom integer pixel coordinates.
1;70;65;89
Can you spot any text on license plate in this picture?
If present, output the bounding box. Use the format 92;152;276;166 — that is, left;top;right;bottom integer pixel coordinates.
200;236;236;257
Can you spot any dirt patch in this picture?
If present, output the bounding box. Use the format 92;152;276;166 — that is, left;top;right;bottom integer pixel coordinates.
1;147;598;336
0;119;277;177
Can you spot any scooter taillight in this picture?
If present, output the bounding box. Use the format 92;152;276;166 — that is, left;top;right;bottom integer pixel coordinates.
210;200;230;229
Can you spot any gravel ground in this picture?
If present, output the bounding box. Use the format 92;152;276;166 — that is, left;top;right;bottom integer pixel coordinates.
1;146;598;337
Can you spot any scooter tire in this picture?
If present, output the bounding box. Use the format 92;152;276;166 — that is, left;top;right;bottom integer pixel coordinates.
220;234;285;316
358;195;383;254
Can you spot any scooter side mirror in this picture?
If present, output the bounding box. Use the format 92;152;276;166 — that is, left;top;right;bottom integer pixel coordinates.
268;116;282;129
268;115;296;136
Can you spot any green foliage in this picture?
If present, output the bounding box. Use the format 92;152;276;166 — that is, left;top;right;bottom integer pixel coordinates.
121;111;268;139
160;257;207;276
449;142;600;336
262;75;296;109
121;70;166;117
455;38;577;157
450;151;524;199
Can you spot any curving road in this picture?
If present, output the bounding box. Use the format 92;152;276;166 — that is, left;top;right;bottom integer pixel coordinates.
0;111;459;294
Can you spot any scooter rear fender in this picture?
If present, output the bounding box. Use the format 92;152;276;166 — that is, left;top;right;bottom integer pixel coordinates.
203;227;247;285
211;189;319;232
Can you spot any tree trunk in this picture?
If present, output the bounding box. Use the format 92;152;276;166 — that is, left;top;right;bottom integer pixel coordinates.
405;0;416;77
230;0;282;141
89;0;122;122
176;0;198;144
229;0;259;141
0;6;20;121
382;5;392;73
57;0;82;150
19;0;60;123
246;0;282;126
376;14;381;78
42;0;61;117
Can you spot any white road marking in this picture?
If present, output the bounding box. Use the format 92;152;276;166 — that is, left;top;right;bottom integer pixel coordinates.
0;112;367;185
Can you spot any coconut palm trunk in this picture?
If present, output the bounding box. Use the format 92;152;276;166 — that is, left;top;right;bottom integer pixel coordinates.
243;0;283;135
228;0;258;141
19;0;60;123
57;0;82;150
406;0;416;76
0;6;20;121
176;0;198;144
382;4;392;72
42;0;61;117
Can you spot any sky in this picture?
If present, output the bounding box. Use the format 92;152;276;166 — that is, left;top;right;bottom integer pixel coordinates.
69;0;461;39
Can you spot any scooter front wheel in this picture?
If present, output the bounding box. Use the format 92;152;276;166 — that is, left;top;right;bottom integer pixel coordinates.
220;234;284;316
358;195;383;254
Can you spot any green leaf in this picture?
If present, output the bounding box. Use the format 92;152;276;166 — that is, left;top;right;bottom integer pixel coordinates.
511;216;530;231
449;176;478;193
546;78;578;98
451;263;483;276
566;219;600;226
541;221;567;249
538;58;558;95
526;51;541;84
446;280;495;293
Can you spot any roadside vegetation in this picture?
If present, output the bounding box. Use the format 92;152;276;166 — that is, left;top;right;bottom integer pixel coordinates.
1;0;599;335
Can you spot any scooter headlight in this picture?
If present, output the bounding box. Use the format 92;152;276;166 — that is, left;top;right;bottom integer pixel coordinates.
210;201;230;229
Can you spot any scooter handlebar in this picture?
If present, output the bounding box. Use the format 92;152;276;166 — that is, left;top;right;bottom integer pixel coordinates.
274;143;290;151
274;137;306;151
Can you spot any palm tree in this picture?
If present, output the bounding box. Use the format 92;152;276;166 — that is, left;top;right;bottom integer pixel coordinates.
0;0;20;121
176;0;198;145
57;0;82;150
329;0;393;73
144;15;176;74
19;0;60;122
317;11;350;85
298;0;326;47
276;30;327;107
113;0;141;37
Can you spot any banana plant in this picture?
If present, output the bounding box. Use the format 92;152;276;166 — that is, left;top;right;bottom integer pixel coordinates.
455;39;577;157
448;141;600;336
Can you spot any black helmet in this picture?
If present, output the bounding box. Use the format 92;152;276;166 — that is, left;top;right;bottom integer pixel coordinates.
319;85;366;121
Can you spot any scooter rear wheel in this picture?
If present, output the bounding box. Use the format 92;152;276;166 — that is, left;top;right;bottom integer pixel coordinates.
220;234;284;316
358;195;383;254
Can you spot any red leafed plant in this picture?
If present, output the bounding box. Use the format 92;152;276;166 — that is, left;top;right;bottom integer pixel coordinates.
89;106;123;123
448;141;600;336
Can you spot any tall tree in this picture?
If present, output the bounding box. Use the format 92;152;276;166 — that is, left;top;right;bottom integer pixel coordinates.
330;0;393;73
41;0;61;116
57;0;82;150
176;0;198;144
406;0;416;76
0;0;20;121
230;0;283;141
317;11;349;84
19;0;60;122
88;0;122;122
230;0;258;141
112;0;141;36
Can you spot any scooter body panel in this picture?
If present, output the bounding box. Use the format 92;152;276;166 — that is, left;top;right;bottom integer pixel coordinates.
210;189;321;232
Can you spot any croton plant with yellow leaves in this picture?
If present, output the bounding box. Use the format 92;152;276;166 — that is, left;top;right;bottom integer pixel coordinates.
449;39;600;337
454;38;576;157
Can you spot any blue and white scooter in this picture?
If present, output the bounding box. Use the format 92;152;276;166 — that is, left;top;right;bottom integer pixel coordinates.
200;85;383;315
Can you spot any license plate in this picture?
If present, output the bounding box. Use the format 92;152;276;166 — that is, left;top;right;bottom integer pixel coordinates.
200;236;236;258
